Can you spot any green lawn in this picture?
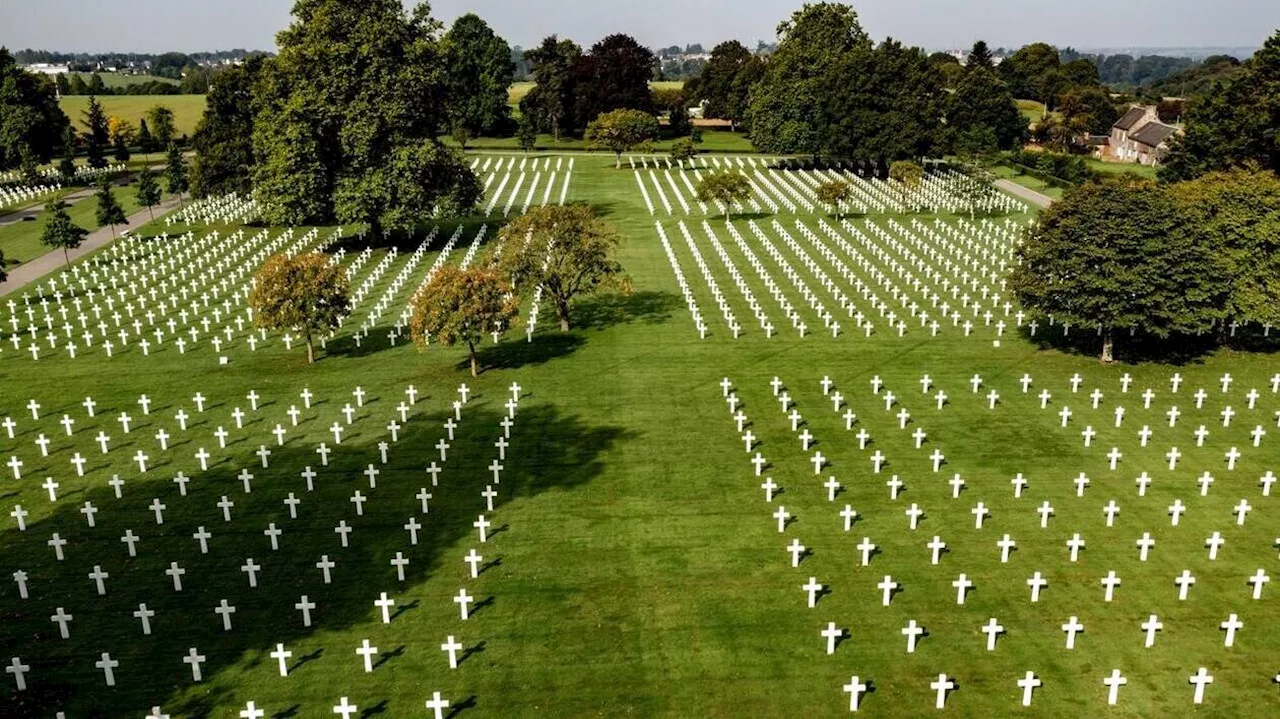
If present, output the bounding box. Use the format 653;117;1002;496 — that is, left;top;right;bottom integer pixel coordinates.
993;164;1067;201
59;94;207;138
70;73;180;89
1085;158;1160;180
1;156;1277;718
0;183;170;267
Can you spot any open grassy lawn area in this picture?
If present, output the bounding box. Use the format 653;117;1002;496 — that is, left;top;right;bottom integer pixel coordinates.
70;73;180;89
1086;158;1160;180
2;155;1278;718
59;95;207;138
0;184;170;267
993;164;1067;201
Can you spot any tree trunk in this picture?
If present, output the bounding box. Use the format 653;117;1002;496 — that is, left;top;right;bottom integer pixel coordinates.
306;332;315;364
63;247;70;269
109;223;116;238
147;204;155;222
615;153;621;169
1100;330;1114;364
469;341;479;377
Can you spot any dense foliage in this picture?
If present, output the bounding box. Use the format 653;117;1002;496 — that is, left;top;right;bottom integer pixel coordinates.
0;48;70;170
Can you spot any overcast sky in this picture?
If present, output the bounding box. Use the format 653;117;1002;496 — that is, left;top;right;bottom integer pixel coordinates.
3;0;1277;54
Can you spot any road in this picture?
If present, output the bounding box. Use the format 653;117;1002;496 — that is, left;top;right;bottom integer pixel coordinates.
995;179;1055;209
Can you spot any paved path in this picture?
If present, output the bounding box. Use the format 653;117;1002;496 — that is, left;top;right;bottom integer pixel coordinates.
0;195;184;297
995;179;1055;209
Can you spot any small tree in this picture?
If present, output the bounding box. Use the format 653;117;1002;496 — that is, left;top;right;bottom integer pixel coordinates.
955;163;997;220
497;205;629;331
82;96;109;169
695;170;753;218
584;109;660;168
450;123;472;151
112;132;131;163
166;144;189;207
95;179;127;238
137;118;156;156
136;166;162;222
250;252;351;364
409;266;520;376
670;137;697;167
40;199;89;269
0;248;7;283
517;114;538;153
816;180;853;218
147;106;176;149
889;160;925;211
58;128;77;179
1010;179;1228;362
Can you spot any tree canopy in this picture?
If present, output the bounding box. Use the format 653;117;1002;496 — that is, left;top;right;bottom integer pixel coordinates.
816;179;853;217
1010;179;1228;361
408;266;519;376
695;170;754;218
40;199;89;269
135;166;162;222
520;36;582;141
495;205;628;331
0;48;70;170
1160;30;1280;180
584;109;659;167
442;13;515;138
191;57;264;197
1170;168;1280;328
684;40;765;128
573;34;656;124
81;96;110;169
94;179;127;237
252;0;480;235
946;65;1027;154
250;252;351;364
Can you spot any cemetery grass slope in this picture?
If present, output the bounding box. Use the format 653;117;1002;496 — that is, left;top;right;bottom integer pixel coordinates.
0;157;1278;717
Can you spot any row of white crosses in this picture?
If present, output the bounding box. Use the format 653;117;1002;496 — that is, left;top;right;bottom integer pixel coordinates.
6;381;523;718
673;221;740;337
718;372;1276;710
654;222;707;338
165;192;262;227
473;155;574;216
649;210;1026;342
0;162;126;188
0;181;61;212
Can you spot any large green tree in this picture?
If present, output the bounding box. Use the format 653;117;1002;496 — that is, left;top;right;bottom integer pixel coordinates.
684;40;765;129
1000;42;1062;105
573;34;657;124
947;66;1027;153
1058;85;1119;135
250;252;351;364
1010;179;1228;362
136;166;162;222
191;57;264;197
495;205;628;331
520;36;582;141
442;13;514;138
252;0;480;235
0;48;70;170
147;106;176;148
1160;30;1280;180
1171;169;1280;328
746;3;873;157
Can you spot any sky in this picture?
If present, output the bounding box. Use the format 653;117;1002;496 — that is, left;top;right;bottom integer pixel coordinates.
2;0;1277;54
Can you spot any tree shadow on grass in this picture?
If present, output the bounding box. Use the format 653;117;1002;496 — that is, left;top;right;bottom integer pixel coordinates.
467;333;585;374
572;291;678;331
0;398;629;718
1016;324;1241;366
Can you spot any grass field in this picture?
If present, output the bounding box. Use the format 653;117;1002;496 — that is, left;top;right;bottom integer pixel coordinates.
993;164;1067;201
59;95;207;138
70;73;180;89
1;157;1278;718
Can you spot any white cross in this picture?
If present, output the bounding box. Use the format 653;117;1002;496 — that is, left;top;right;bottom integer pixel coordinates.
95;652;119;686
183;647;207;681
981;617;1004;651
6;656;30;691
296;595;316;626
375;592;396;623
905;503;924;530
843;675;867;711
356;639;378;672
1175;570;1197;600
1027;572;1047;602
1169;499;1186;525
1136;533;1155;561
1067;534;1086;562
857;538;875;566
1249;569;1270;599
1100;570;1121;601
441;635;463;669
1017;671;1041;707
465;548;483;578
1141;614;1163;647
997;534;1016;563
952;573;972;604
821;622;843;654
454;588;474;620
878;575;898;606
1220;613;1243;646
1205;531;1225;560
332;697;358;719
1062;616;1084;649
1103;669;1127;705
1189;667;1214;704
425;691;451;719
802;577;822;608
786;538;806;567
239;701;265;719
1224;446;1241;470
901;619;924;653
930;674;955;709
927;536;946;565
